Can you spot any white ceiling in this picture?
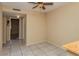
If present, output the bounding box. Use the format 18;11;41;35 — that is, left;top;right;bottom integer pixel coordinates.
1;2;68;13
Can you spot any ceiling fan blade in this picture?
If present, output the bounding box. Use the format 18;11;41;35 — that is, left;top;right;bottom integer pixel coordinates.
32;5;39;9
43;2;53;5
37;2;43;4
28;2;37;4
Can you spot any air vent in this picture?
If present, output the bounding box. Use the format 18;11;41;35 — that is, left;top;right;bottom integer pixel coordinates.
12;8;21;11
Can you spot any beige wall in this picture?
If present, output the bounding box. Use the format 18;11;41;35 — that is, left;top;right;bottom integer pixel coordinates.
26;12;47;45
0;5;3;50
3;16;7;44
46;3;79;47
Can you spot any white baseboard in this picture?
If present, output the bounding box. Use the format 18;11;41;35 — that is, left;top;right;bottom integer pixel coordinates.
26;40;46;46
47;40;62;48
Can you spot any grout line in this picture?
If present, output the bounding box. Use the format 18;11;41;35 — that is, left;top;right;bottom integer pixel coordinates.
9;40;12;56
33;43;48;56
19;43;23;56
28;46;36;56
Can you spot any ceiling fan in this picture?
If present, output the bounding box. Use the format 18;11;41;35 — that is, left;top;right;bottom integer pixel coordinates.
29;2;53;10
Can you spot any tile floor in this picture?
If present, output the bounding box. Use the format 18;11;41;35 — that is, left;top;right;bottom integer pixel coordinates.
0;40;77;56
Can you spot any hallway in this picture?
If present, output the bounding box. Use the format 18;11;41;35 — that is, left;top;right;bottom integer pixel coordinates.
0;40;76;56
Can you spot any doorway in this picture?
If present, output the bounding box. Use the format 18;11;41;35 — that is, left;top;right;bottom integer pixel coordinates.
11;19;19;40
3;12;26;46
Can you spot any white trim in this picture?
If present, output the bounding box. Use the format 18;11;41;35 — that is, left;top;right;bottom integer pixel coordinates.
6;17;11;42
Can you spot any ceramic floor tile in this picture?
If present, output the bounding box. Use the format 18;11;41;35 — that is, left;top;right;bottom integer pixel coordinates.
31;48;46;56
10;48;22;56
22;51;34;56
29;45;38;51
46;51;58;56
0;40;77;56
0;48;10;56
